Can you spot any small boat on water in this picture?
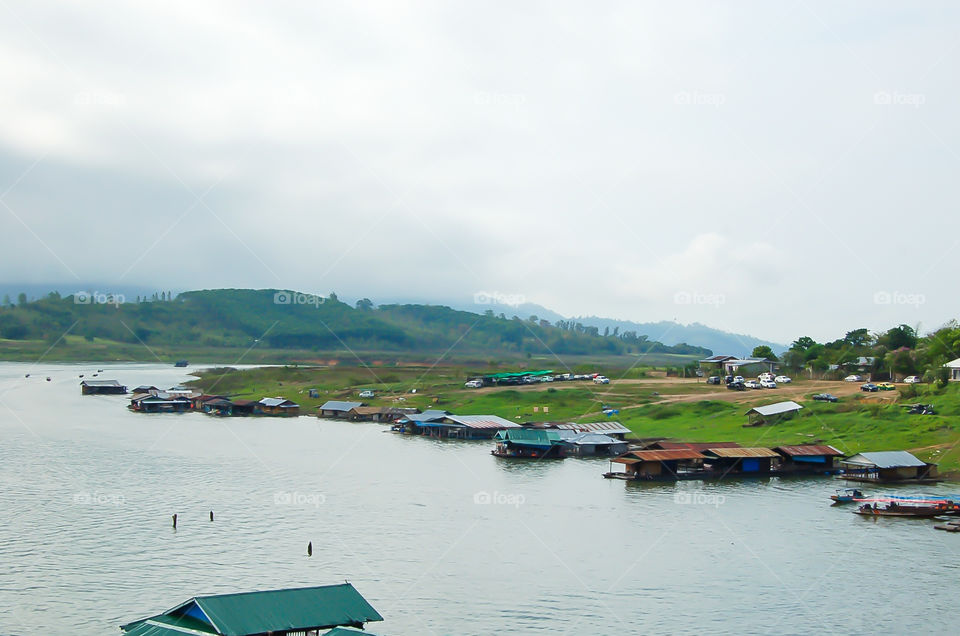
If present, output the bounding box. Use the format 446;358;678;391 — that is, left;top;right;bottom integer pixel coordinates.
830;488;864;503
853;500;959;518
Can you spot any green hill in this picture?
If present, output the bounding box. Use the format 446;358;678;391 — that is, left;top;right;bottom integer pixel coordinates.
0;289;712;361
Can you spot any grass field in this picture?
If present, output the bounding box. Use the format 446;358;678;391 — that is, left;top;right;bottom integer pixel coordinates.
190;364;960;473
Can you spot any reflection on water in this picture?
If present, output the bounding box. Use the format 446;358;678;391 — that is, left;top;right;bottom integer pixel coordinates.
0;362;958;635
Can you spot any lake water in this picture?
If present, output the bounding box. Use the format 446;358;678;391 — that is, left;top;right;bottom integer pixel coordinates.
1;362;959;635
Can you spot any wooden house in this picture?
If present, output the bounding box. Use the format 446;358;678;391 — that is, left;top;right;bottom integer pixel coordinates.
493;428;563;458
258;397;300;416
606;449;707;480
80;379;127;395
702;447;780;475
839;451;939;483
318;400;363;418
774;445;844;474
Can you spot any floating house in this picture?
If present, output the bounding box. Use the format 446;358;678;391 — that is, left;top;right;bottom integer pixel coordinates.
347;406;418;422
745;401;803;427
120;583;383;636
318;400;364;418
259;397;301;416
80;379;127;395
774;445;844;474
702;447;780;475
557;431;628;457
132;385;159;394
415;414;519;439
129;392;192;413
229;399;259;416
493;428;563;458
390;409;450;434
201;398;236;416
545;421;632;440
839;451;940;483
166;386;200;399
606;449;707;480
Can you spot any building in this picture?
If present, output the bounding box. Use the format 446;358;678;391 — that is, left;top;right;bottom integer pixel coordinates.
200;398;236;416
166;386;200;399
546;421;632;440
774;445;844;474
229;399;259;416
391;409;450;434
745;400;803;427
413;414;520;439
698;356;775;377
944;358;960;381
318;400;364;418
702;447;780;475
840;451;939;483
347;406;418;422
129;392;192;413
120;583;383;636
80;379;127;395
132;385;159;394
259;397;301;416
697;355;739;375
557;431;628;457
606;449;707;480
493;428;563;458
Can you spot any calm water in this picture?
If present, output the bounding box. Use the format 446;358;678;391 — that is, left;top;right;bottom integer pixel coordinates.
1;362;959;635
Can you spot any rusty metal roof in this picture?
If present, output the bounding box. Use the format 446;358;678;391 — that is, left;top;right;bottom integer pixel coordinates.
775;445;844;457
706;447;779;458
553;421;631;435
623;449;707;461
655;441;741;451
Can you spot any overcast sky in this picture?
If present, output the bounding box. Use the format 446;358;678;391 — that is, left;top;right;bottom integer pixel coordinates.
1;1;957;342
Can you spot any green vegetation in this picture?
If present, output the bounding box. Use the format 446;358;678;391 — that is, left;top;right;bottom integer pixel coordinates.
0;289;710;362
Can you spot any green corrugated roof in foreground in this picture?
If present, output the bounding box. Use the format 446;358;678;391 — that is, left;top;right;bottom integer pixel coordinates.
325;627;382;636
122;613;217;636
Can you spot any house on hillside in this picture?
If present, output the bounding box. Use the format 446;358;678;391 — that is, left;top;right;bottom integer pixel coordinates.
119;583;383;636
80;379;127;395
745;401;803;427
944;358;960;381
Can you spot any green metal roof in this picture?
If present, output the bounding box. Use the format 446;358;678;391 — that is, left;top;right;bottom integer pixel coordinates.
325;628;382;636
122;613;217;636
123;584;383;636
496;428;562;445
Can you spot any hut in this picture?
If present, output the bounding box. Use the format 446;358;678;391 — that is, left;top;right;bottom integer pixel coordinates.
441;414;521;439
702;447;780;475
129;392;192;413
258;397;300;416
557;432;628;457
605;449;707;480
201;398;236;416
745;401;803;427
839;451;939;483
229;399;258;416
132;385;159;395
80;379;127;395
493;428;563;458
346;406;417;423
120;583;383;636
774;445;844;474
548;421;632;440
318;400;363;418
391;409;450;434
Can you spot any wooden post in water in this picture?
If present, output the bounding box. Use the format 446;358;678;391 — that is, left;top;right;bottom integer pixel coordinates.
307;541;313;557
172;514;177;529
209;510;214;522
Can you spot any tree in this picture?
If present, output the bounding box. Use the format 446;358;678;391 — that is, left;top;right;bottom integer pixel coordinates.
878;324;917;350
328;292;338;302
790;336;818;352
355;298;374;311
751;345;778;361
843;328;873;349
17;292;27;306
782;350;805;369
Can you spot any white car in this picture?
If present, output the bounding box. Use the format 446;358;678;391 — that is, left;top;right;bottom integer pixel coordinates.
903;376;922;384
760;380;777;389
774;375;791;383
593;376;610;384
464;380;482;388
744;380;762;389
844;375;863;382
358;390;375;398
734;376;745;384
758;373;774;382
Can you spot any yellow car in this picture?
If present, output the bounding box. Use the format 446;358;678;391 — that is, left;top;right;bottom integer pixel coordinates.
876;382;896;391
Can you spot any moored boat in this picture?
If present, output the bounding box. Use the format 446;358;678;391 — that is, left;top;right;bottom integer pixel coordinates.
853;500;959;518
830;488;864;503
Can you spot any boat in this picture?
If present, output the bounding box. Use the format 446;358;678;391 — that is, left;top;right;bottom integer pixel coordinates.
830;488;864;503
853;500;958;518
174;360;189;368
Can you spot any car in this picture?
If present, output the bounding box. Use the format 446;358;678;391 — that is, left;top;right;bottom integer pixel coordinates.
727;381;746;391
813;393;839;402
860;383;879;392
758;373;775;382
734;376;745;384
464;380;482;388
845;375;863;382
593;376;610;384
706;376;721;385
724;375;734;384
904;376;922;384
876;382;896;391
358;390;375;398
744;380;762;389
760;380;777;389
774;375;792;383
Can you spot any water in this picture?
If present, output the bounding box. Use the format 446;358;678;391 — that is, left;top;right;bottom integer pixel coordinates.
1;362;958;635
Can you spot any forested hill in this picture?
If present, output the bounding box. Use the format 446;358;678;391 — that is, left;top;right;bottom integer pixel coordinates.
0;289;712;358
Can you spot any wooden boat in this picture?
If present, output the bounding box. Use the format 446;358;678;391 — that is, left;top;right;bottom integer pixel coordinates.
830;488;864;503
853;501;957;518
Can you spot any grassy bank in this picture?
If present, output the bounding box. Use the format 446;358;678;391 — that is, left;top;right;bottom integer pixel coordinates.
189;364;960;472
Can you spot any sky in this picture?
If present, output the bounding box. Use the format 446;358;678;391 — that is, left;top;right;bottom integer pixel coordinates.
0;1;958;343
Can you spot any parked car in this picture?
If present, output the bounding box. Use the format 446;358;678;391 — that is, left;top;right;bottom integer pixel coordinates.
734;376;745;384
744;380;762;389
706;376;721;385
774;375;791;383
358;390;375;398
727;381;746;391
464;380;482;388
860;383;879;392
845;375;863;382
593;375;610;384
758;373;774;382
904;376;922;384
813;393;839;402
876;382;896;391
760;380;777;389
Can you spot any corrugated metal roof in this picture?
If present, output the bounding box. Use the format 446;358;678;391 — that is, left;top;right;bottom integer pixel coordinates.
841;451;928;469
80;379;123;387
325;628;382;636
706;447;780;458
259;397;298;407
559;433;623;446
497;428;561;444
747;401;803;416
319;401;363;412
553;421;631;435
127;584;384;636
654;441;741;451
775;445;843;457
445;414;520;429
122;614;217;635
624;449;707;461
